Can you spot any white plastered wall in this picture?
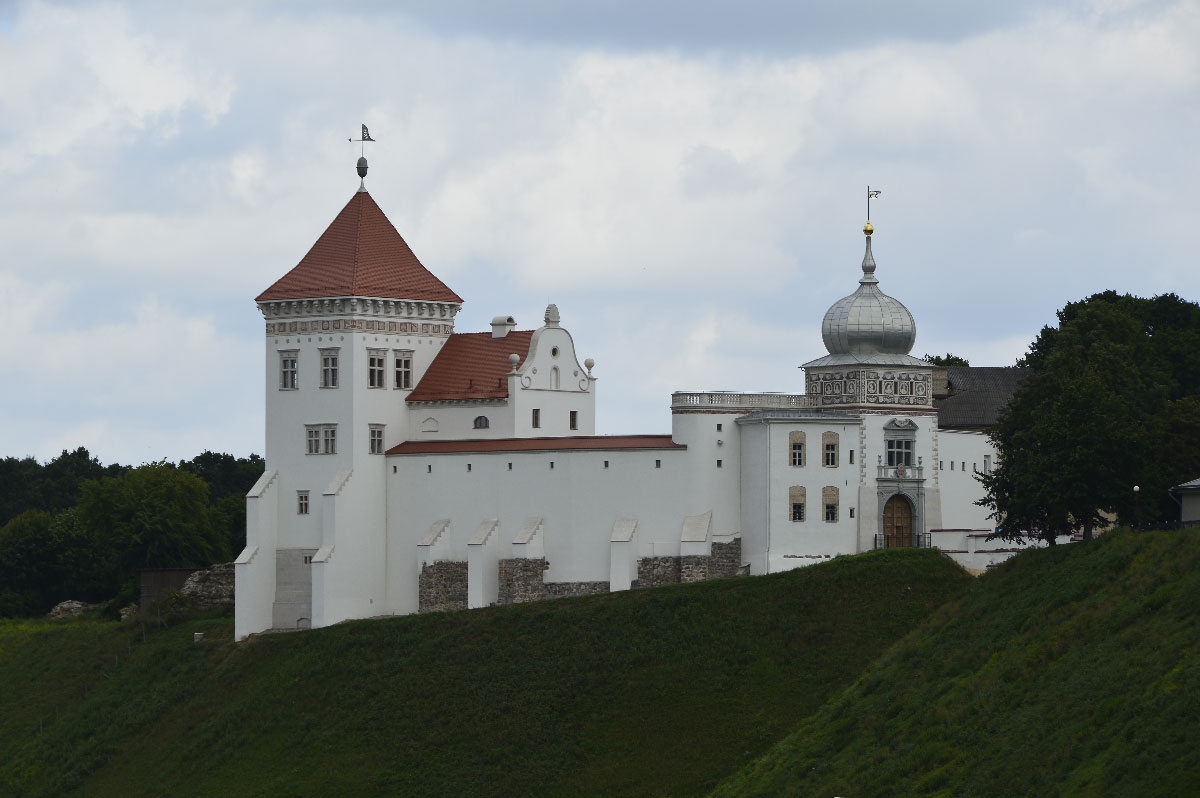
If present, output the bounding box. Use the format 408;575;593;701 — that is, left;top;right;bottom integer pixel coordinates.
235;469;279;640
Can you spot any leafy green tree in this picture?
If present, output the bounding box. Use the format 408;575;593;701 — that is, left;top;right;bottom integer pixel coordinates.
77;462;228;576
0;447;128;527
981;292;1200;541
923;353;970;367
179;451;264;555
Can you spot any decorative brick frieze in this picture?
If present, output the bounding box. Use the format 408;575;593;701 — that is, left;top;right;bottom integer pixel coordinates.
545;581;610;598
497;558;549;604
419;561;468;613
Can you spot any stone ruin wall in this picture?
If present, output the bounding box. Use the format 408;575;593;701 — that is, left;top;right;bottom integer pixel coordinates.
419;561;468;613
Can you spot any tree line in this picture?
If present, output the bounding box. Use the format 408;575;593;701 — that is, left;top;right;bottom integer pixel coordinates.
0;449;263;617
979;291;1200;543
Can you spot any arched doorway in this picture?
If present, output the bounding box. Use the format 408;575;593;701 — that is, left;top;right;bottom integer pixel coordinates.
882;495;913;548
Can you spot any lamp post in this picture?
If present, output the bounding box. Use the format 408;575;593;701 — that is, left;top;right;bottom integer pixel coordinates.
1133;485;1140;530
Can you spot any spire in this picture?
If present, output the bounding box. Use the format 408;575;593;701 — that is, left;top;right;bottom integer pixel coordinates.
860;222;878;285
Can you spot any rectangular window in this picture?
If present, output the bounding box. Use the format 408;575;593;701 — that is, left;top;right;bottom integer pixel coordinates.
939;460;944;470
849;450;855;465
570;410;578;430
367;349;386;388
791;443;804;467
303;555;313;565
825;503;838;522
305;424;336;455
394;350;413;390
791;502;805;522
320;348;339;388
984;455;991;473
962;461;966;472
604;460;609;469
297;491;309;515
849;507;855;519
887;439;914;467
279;351;298;390
716;459;722;468
655;459;661;469
716;423;722;431
532;408;541;429
369;424;384;455
824;443;838;467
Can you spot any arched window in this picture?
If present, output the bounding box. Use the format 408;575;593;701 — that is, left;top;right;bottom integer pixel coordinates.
473;415;490;429
550;366;560;390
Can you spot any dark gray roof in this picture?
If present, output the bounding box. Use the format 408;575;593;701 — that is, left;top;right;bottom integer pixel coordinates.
935;366;1029;429
1172;477;1200;493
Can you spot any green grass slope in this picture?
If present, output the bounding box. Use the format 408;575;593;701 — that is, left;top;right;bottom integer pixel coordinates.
0;548;969;797
713;528;1200;798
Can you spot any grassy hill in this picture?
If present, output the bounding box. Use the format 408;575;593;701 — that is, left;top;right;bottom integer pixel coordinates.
712;527;1200;797
0;548;969;797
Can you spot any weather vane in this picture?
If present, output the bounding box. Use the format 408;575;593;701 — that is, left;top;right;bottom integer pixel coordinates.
350;124;375;190
867;186;882;221
350;124;375;156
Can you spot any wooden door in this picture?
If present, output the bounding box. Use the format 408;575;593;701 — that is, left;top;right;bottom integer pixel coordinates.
883;495;913;548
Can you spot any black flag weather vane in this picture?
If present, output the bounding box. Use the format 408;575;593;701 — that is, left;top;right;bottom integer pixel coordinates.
350;124;375;156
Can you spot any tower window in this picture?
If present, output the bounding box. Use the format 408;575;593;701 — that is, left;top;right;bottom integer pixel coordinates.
297;491;309;515
369;424;385;455
319;348;339;388
474;416;490;429
279;350;298;390
570;410;578;430
367;349;386;388
323;426;337;454
305;424;336;455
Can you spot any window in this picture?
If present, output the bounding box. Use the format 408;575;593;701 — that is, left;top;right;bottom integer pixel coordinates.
550;366;560;389
822;432;839;467
303;555;313;565
789;486;806;522
822;486;839;522
951;461;955;470
849;450;855;465
474;416;490;429
604;460;609;469
887;439;914;467
716;459;722;468
984;455;991;473
789;431;806;467
962;461;966;472
369;424;384;455
279;351;298;390
305;424;337;455
655;459;661;469
939;460;944;470
549;461;554;470
394;350;413;390
467;464;472;472
716;423;723;431
320;348;339;388
367;349;386;388
508;463;513;471
849;507;855;519
532;408;541;429
297;491;309;514
570;410;578;430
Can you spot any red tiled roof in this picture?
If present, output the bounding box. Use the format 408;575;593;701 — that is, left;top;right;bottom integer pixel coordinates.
407;331;536;402
256;191;462;303
386;435;684;455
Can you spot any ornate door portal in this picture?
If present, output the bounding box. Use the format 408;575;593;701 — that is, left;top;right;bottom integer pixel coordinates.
882;495;913;548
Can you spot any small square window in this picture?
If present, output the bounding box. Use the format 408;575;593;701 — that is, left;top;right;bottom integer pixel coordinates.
716;423;723;431
716;459;723;468
306;424;336;455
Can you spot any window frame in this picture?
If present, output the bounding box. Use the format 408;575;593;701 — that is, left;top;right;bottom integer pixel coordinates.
319;348;340;389
305;424;337;455
791;502;805;522
279;350;298;390
367;349;386;389
473;415;490;430
569;410;578;431
791;442;804;467
369;424;385;455
532;408;541;429
394;349;414;390
824;442;838;467
297;490;309;515
825;503;838;522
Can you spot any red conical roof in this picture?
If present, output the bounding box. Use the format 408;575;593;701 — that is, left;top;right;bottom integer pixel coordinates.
257;191;462;303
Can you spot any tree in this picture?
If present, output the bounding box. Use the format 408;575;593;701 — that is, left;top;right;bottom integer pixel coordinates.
980;292;1200;542
923;353;970;367
179;451;264;555
77;462;228;577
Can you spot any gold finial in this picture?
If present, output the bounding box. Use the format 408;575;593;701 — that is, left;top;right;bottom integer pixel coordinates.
863;221;874;236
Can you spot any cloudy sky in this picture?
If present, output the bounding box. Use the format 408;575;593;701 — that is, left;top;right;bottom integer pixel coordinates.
2;0;1197;466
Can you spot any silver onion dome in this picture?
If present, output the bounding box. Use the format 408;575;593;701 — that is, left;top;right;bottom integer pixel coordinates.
820;223;916;357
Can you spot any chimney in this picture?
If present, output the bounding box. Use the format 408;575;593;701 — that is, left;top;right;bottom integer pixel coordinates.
491;315;516;338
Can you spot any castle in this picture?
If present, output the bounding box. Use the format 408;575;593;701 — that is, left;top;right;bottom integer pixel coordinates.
233;160;1016;639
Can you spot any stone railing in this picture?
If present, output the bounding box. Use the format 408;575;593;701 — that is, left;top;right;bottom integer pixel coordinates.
671;392;816;411
876;464;924;480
